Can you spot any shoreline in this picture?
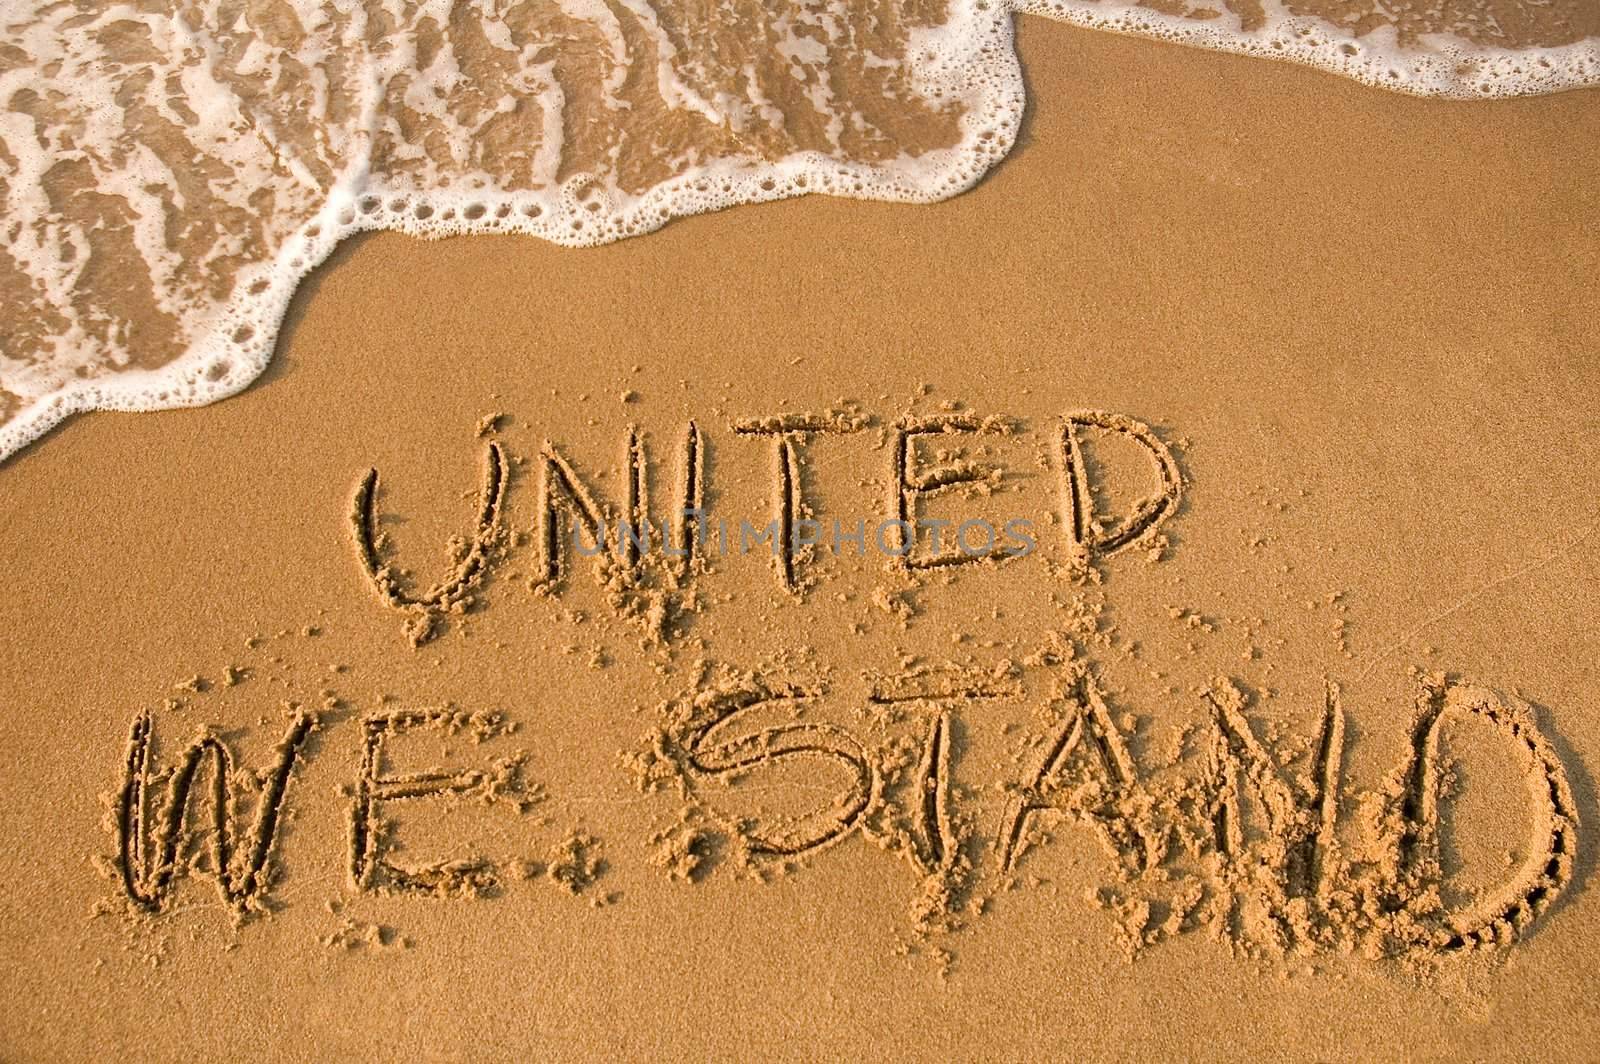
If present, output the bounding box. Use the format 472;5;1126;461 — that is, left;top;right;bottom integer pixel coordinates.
3;2;1599;464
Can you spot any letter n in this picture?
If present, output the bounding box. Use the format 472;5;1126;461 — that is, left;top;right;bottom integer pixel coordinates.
1202;679;1343;904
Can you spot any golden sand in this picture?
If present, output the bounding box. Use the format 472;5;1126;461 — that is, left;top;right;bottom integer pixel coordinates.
1;22;1598;1060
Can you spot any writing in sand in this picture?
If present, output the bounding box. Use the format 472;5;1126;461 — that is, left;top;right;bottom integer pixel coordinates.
99;408;1580;968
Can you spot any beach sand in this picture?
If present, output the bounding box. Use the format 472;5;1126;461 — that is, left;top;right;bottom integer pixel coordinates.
2;20;1598;1061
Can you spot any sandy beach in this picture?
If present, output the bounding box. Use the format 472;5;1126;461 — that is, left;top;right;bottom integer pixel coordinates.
2;18;1598;1061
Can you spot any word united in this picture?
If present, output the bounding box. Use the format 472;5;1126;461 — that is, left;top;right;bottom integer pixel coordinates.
348;409;1183;640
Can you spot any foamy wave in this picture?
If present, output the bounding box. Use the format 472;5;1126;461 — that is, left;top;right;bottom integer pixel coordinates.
1020;0;1600;97
1;0;1595;461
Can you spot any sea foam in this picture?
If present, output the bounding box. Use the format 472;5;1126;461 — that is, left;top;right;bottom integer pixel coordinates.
0;0;1595;461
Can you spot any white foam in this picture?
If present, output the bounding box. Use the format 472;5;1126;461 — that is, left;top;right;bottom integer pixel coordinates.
1018;0;1600;98
0;0;1594;462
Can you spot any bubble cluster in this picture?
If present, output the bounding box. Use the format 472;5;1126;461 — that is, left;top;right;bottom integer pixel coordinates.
1017;0;1599;98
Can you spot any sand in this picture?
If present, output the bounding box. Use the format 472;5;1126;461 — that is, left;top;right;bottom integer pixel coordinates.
2;20;1599;1061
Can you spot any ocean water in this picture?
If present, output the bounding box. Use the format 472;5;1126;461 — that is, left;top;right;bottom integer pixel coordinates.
1;0;1595;461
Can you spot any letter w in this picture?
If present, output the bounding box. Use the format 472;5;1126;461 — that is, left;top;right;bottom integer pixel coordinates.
116;709;316;913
